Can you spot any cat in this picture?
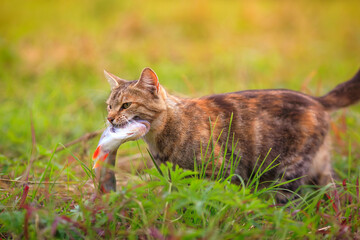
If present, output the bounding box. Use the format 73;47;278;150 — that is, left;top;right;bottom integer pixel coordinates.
101;67;360;202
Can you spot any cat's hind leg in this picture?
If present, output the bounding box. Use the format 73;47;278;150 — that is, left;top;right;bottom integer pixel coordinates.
275;136;334;203
307;134;334;186
274;155;314;204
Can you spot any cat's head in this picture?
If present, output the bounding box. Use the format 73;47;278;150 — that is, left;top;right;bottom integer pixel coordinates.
104;68;167;130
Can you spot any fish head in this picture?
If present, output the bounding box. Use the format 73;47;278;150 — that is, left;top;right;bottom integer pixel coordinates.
118;119;150;142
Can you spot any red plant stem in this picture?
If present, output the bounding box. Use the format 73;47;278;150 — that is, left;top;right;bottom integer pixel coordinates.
356;177;359;202
316;200;321;213
325;193;339;215
51;217;61;236
59;216;88;234
342;179;347;191
19;184;29;209
342;179;352;204
24;213;29;240
23;206;33;240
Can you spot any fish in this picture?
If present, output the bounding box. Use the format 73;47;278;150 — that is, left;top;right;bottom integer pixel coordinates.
92;119;150;192
93;120;150;169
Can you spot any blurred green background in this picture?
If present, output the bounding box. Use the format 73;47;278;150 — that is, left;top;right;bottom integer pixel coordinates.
0;1;359;178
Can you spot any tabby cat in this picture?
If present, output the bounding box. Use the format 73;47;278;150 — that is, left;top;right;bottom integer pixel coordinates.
102;67;360;202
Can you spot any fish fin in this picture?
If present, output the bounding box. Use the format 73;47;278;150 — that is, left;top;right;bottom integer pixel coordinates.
93;145;101;159
93;161;100;169
100;185;107;193
93;152;109;169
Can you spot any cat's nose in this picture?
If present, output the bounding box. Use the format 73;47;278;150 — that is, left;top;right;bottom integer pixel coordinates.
107;117;115;123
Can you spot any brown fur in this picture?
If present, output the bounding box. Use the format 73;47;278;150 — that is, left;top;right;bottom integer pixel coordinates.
104;68;360;202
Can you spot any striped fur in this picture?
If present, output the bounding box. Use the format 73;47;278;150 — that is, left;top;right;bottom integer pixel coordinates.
105;68;360;201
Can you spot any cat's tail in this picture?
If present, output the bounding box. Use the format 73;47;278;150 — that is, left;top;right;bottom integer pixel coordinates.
317;68;360;111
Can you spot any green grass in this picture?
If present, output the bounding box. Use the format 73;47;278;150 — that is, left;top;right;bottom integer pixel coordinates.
1;161;360;239
1;0;360;239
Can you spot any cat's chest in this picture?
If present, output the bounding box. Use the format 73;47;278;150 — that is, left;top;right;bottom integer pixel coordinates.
142;134;167;162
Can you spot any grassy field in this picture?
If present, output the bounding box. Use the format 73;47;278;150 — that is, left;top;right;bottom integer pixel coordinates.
1;1;360;239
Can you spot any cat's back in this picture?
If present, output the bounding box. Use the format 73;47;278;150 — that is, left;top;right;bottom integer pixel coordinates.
196;89;330;167
197;89;328;126
201;89;323;112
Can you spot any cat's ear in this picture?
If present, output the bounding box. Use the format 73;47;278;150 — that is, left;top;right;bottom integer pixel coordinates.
104;70;126;89
135;67;160;93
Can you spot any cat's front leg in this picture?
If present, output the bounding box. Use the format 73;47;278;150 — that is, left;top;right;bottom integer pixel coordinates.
95;150;117;192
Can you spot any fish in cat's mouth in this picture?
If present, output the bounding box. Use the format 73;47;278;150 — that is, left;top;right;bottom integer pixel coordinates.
112;122;128;128
111;116;150;131
93;118;150;171
129;118;150;132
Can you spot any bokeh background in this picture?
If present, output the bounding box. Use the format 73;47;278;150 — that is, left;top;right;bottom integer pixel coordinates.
1;1;359;180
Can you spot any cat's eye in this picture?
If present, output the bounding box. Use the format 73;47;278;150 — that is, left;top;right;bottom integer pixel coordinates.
108;105;112;110
122;102;132;109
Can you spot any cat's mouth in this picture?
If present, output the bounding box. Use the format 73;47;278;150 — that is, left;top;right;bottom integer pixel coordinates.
112;117;150;132
112;122;127;128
